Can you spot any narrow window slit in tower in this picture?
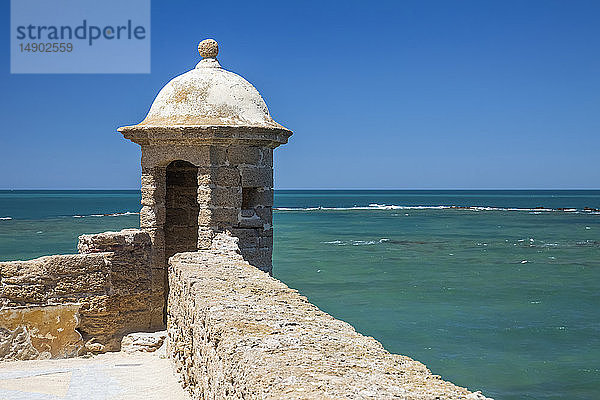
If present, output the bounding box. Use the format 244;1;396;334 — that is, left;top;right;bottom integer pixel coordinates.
242;187;260;211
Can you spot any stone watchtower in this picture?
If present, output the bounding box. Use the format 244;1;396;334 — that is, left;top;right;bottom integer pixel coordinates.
118;39;291;318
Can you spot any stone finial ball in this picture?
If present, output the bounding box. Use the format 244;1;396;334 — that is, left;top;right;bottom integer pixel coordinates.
198;39;219;58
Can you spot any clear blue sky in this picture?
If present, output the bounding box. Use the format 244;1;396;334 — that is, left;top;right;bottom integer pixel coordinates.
1;0;599;189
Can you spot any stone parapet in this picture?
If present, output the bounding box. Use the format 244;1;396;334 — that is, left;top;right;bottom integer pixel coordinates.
79;229;165;332
77;228;152;254
0;229;159;353
167;239;491;400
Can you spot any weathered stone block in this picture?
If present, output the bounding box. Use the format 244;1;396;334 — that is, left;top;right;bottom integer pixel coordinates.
197;166;240;187
258;236;273;248
196;185;212;206
237;234;259;248
240;209;255;218
149;307;165;331
78;229;152;254
140;145;163;169
240;166;273;187
121;330;167;354
109;261;153;293
54;271;109;296
198;207;239;226
197;171;211;186
151;269;166;292
141;173;165;206
197;186;242;208
141;187;157;206
238;247;272;272
197;208;212;226
227;145;261;165
204;146;228;166
228;228;259;241
150;246;166;271
140;206;165;228
147;231;163;250
238;215;264;228
254;206;272;223
260;147;273;166
1;284;49;305
141;145;227;169
255;188;274;207
197;228;213;249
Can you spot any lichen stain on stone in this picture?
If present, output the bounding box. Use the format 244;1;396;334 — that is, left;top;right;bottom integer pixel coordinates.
133;63;285;129
169;81;199;106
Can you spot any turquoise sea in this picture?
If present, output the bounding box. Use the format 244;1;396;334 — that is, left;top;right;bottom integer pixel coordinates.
1;190;599;400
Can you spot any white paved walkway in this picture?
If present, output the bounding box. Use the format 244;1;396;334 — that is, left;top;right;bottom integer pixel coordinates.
0;352;190;400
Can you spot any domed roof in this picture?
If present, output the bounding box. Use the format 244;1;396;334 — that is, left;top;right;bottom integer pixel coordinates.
123;39;289;131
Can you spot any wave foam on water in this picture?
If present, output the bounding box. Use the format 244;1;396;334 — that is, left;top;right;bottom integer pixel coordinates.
321;238;391;246
274;204;600;213
73;212;139;218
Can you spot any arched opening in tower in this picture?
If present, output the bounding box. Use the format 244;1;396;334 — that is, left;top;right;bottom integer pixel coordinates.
165;160;199;260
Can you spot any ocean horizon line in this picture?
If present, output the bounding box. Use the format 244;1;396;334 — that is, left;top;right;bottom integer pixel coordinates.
1;188;600;191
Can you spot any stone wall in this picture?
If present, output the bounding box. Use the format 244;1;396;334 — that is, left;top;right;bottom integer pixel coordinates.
167;235;491;400
77;228;164;334
140;143;275;276
0;229;160;353
197;145;274;273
